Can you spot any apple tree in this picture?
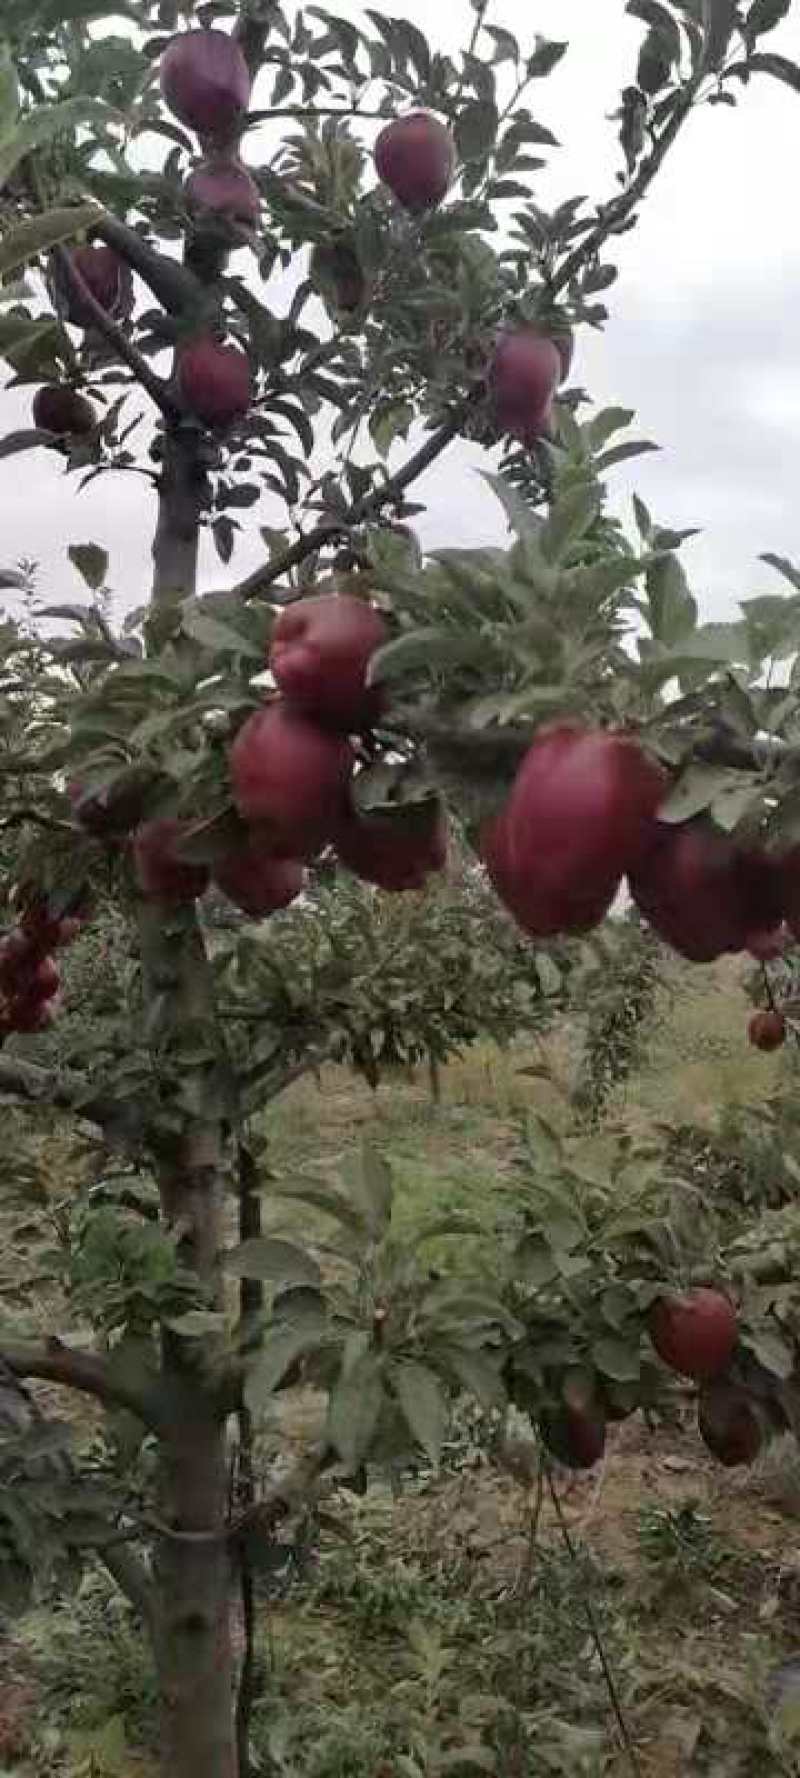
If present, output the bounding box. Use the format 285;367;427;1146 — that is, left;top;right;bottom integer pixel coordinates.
3;0;800;1773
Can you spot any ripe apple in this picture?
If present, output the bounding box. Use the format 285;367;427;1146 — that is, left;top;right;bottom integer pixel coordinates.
334;796;447;891
697;1381;763;1468
748;1009;786;1051
746;925;789;961
269;594;388;731
213;842;304;917
160;29;251;139
629;819;751;962
374;112;455;211
33;384;95;437
229;702;354;856
648;1287;737;1380
489;329;562;441
481;725;667;939
176;336;252;428
69;771;151;839
54;245;133;329
9;994;56;1035
133;818;210;905
185;157;260;226
0;930;38;990
539;1404;607;1470
32;955;60;1000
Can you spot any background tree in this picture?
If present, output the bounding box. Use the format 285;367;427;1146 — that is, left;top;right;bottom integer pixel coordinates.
2;2;800;1775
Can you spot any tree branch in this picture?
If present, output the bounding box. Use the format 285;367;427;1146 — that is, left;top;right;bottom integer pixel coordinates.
0;1052;139;1140
552;84;700;298
235;398;476;601
0;1338;160;1426
51;242;176;420
91;214;203;319
99;1544;158;1639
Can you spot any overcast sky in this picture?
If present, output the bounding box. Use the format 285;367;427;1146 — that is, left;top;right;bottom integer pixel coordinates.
3;0;800;624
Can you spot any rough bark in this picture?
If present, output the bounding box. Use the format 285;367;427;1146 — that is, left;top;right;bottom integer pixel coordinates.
149;427;210;648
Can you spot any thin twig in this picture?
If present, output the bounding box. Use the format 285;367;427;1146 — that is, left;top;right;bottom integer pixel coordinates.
0;1336;160;1427
50;242;176;420
545;1464;642;1778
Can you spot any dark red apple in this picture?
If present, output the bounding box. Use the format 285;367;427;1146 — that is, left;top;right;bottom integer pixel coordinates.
489;329;562;441
540;1404;606;1470
481;725;667;939
229;703;354;856
32;956;60;1000
334;796;447;891
160;29;251;139
778;847;800;941
746;925;789;961
8;995;56;1035
748;1009;786;1051
629;819;751;962
132;818;210;905
53;245;133;329
33;384;95;436
649;1288;737;1381
697;1381;763;1468
185;157;260;226
269;594;388;731
374;112;455;212
176;336;252;428
213;842;304;917
0;930;38;991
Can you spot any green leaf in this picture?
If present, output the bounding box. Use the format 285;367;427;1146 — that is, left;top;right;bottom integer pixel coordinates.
746;0;791;35
245;1319;326;1410
658;763;743;823
367;627;491;685
0;202;98;277
760;552;800;592
595;439;659;471
390;1360;448;1464
626;0;683;58
540;485;599;564
164;1309;227;1336
350;1143;393;1239
744;1327;794;1379
327;1350;384;1469
482;470;545;543
68;543;108;590
441;1345;506;1410
181;599;263;659
369;401;413;457
274;1178;366;1237
586;406;635;452
527;38;568;76
739;48;800;86
225;1237;320;1288
592;1335;641;1382
0;43;18;136
0;101;112;188
638;28;674;91
515;1233;558;1286
646;554;697;644
0;429;50;459
702;0;738;68
455;100;499;162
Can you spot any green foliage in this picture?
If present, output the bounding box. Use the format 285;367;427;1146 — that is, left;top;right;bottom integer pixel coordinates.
573;913;663;1123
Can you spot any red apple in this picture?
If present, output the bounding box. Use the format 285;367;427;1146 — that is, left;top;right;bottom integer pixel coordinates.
54;245;133;329
32;956;60;1000
697;1381;763;1468
778;847;800;941
748;1009;786;1051
482;725;667;939
629;819;751;962
334;796;447;891
746;925;789;961
176;336;252;428
649;1288;737;1381
229;703;354;856
374;112;455;212
269;594;388;731
0;930;38;991
9;995;56;1035
489;329;562;441
132;818;210;905
33;384;95;436
185;157;260;226
213;842;304;917
540;1405;606;1470
160;29;251;139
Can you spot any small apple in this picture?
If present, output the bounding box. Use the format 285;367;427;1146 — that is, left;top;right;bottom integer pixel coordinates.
160;29;251;139
133;818;210;905
649;1288;737;1381
176;336;252;428
213;842;305;917
334;796;447;891
229;702;354;856
748;1009;786;1052
185;157;260;226
374;112;455;212
482;725;667;939
0;930;37;990
630;819;751;962
269;594;388;731
53;245;133;329
489;329;562;441
540;1405;607;1470
33;384;95;437
697;1380;763;1468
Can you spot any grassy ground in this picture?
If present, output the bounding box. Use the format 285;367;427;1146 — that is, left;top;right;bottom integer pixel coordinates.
5;950;800;1776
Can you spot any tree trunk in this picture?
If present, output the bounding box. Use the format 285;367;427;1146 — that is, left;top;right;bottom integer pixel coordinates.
149;426;209;650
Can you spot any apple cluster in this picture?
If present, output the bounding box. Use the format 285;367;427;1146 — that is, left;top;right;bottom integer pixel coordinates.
0;895;83;1039
541;1287;767;1473
122;592;446;915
